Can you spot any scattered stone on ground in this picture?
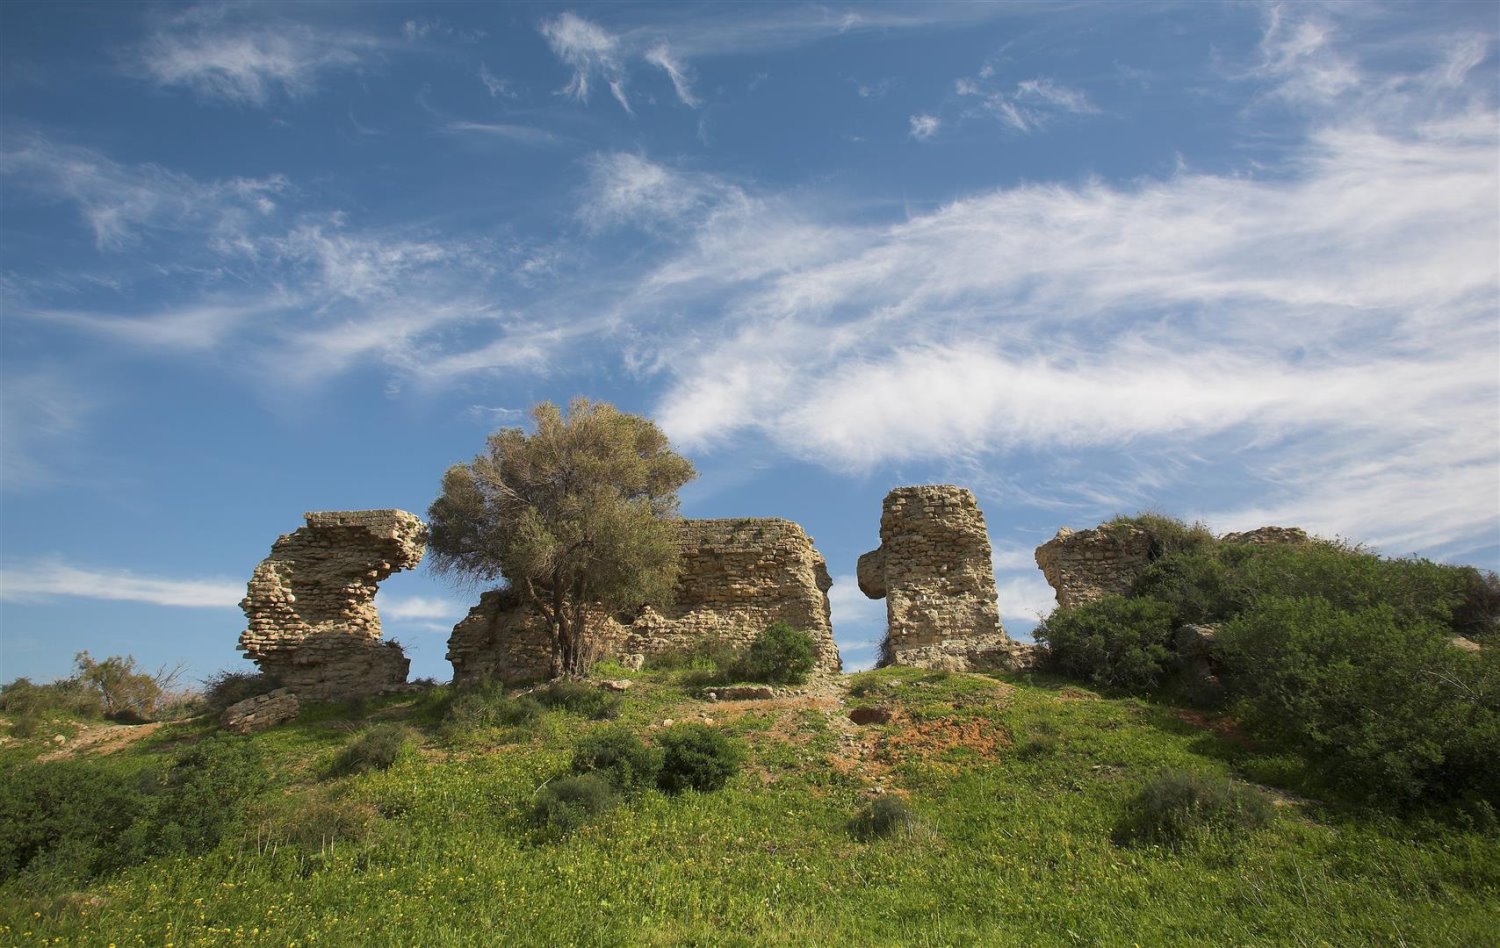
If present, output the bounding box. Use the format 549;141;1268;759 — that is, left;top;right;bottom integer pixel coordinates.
220;688;301;735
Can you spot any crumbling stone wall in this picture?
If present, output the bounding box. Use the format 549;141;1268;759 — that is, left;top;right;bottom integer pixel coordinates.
857;485;1021;671
1221;526;1310;546
447;518;840;684
1033;524;1155;611
239;510;425;701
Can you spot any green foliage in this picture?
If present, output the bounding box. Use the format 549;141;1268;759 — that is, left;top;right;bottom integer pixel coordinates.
328;724;416;778
644;638;742;674
428;397;697;677
530;774;616;838
656;723;743;794
1450;567;1500;644
144;736;269;856
1034;596;1178;690
739;622;816;685
0;675;105;720
0;761;148;884
849;797;918;842
72;652;176;722
532;681;620;720
570;728;661;793
201;668;282;714
442;683;545;732
1113;771;1273;849
1220;597;1498;808
1105;512;1216;558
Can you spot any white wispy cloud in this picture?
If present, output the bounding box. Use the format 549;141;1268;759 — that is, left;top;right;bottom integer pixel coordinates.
954;74;1097;133
137;5;379;106
477;63;515;99
563;30;1498;557
644;43;700;107
540;12;632;113
380;596;465;621
909;114;941;140
0;371;91;491
0;559;243;608
442;122;561;146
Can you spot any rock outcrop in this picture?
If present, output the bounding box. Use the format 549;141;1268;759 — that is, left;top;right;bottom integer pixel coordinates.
858;485;1023;671
220;688;301;734
239;510;425;701
1221;526;1311;546
447;518;840;684
1034;524;1155;611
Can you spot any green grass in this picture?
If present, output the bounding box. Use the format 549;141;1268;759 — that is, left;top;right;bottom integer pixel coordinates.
2;668;1496;946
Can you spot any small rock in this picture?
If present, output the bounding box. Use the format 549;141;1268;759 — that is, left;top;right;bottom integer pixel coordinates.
1451;636;1482;654
52;734;67;745
849;706;893;726
620;653;646;671
598;679;633;692
712;685;775;700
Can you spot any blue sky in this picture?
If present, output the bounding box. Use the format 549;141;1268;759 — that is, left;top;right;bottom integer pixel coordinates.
2;1;1497;684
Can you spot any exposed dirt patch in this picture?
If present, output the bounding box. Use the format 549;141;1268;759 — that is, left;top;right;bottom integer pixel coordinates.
1170;708;1256;749
878;713;1011;768
38;721;163;761
1056;687;1100;702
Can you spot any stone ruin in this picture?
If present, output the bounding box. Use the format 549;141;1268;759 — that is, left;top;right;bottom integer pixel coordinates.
1034;521;1314;611
1033;524;1155;610
857;485;1027;671
447;518;841;684
239;510;426;701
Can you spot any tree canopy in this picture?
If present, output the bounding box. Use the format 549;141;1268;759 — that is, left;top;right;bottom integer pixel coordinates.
427;398;696;677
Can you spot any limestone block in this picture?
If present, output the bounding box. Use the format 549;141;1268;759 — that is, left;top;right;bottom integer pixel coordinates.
238;510;425;701
220;688;300;734
1221;526;1311;546
858;485;1019;672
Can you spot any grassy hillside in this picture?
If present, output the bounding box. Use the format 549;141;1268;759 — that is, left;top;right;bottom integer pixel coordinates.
3;664;1497;946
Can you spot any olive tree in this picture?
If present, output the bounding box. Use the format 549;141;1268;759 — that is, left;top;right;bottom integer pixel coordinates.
427;398;696;677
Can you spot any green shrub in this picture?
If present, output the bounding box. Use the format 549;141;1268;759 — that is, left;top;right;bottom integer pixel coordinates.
72;652;177;721
444;685;545;731
1235;544;1469;631
0;676;104;720
533;681;620;720
144;736;269;857
0;761;149;884
264;794;379;852
571;728;662;793
1132;547;1249;625
201;668;281;714
1105;513;1216;558
530;774;616;838
849;797;917;842
739;622;816;685
329;724;416;778
1452;567;1500;644
1113;771;1273;849
1219;597;1497;808
656;724;743;794
644;638;742;673
1034;596;1178;691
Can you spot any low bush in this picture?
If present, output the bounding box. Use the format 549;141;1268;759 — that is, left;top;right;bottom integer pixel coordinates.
530;774;616;838
739;622;816;685
444;685;545;731
849;797;918;842
533;681;620;720
201;668;282;714
656;724;743;794
0;761;149;885
644;638;742;673
143;736;270;857
262;794;379;852
1034;596;1177;691
1219;597;1498;808
0;676;104;720
571;728;661;793
1113;771;1273;849
1105;513;1216;558
328;724;416;778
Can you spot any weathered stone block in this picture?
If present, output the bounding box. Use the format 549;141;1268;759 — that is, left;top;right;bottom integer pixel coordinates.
1034;524;1154;610
220;688;300;734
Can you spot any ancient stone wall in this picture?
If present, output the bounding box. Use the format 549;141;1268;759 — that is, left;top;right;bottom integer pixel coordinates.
1220;526;1311;546
1033;524;1154;611
857;486;1021;671
239;510;425;701
447;518;840;684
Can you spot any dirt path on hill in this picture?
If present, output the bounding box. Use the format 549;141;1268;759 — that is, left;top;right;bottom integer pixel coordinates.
36;721;163;761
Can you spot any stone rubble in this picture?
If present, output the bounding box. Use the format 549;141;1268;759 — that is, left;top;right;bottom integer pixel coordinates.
220;688;301;734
